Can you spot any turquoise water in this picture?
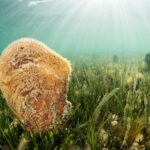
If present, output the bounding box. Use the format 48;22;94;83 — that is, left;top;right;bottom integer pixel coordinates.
0;0;150;57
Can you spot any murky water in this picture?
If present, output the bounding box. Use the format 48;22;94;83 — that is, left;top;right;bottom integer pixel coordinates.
0;0;150;58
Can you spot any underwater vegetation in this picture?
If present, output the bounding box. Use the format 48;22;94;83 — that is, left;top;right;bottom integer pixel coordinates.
0;38;72;132
0;57;150;150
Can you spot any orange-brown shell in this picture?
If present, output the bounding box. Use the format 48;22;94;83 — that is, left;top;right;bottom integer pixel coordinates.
0;38;72;132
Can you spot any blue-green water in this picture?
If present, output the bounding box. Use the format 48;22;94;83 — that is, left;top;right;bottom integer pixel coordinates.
0;0;150;57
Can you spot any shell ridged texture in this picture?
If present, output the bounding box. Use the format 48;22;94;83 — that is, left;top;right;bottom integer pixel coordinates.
0;38;72;132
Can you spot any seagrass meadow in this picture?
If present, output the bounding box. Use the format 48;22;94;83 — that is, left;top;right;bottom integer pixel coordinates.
1;0;150;149
0;58;150;150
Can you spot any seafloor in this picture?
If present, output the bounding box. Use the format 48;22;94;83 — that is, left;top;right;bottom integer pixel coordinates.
0;58;150;150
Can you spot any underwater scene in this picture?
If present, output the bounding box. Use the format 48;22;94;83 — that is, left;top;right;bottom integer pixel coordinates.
1;0;150;149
